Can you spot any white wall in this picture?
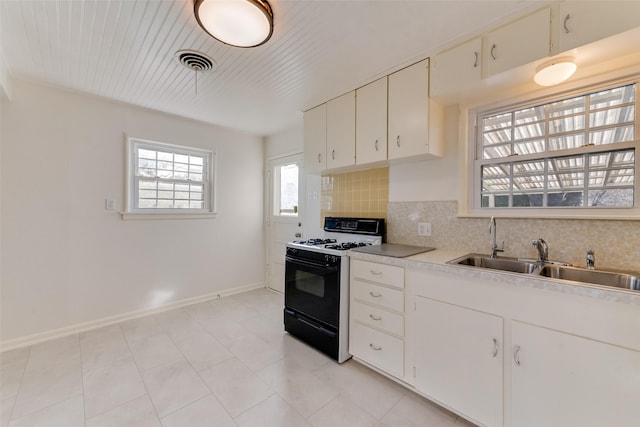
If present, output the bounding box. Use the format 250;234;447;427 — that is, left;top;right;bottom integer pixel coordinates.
1;80;265;345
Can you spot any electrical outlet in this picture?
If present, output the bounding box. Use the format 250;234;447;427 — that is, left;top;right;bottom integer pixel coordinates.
418;222;431;236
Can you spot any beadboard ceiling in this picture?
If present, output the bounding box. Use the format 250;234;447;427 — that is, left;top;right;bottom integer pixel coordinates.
1;0;543;136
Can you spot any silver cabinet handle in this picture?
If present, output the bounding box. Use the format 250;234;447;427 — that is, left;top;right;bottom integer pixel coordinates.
396;135;400;147
369;343;382;351
492;338;499;358
473;51;478;68
369;270;382;275
490;44;496;60
369;292;382;298
317;153;321;163
563;14;570;34
374;139;379;151
331;149;335;160
514;345;521;366
369;314;382;321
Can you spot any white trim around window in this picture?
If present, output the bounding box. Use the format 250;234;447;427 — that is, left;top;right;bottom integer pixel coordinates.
122;136;217;220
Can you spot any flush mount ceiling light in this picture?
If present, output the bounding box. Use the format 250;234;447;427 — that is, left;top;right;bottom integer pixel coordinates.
194;0;274;48
534;57;577;86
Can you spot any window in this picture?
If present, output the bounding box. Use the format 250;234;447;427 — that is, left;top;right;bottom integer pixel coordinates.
475;82;638;211
274;162;299;216
125;137;215;217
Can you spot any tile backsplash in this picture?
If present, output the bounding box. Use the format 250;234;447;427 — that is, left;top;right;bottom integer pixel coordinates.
387;201;640;271
321;167;388;221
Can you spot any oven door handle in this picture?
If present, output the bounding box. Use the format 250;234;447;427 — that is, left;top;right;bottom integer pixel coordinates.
285;256;338;272
297;315;337;338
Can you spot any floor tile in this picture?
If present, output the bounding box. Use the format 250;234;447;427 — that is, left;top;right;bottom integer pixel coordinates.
228;333;285;371
381;393;458;426
128;333;184;372
183;302;217;322
277;334;331;371
120;316;164;344
199;315;253;347
199;358;273;418
308;395;383;427
8;395;84;427
141;359;210;418
235;394;310;427
238;315;285;345
24;335;80;373
258;358;338;418
86;394;161;427
172;331;234;372
83;358;147;418
1;363;26;400
0;348;30;371
1;397;15;427
160;395;235;427
11;358;82;419
80;325;133;373
154;309;205;343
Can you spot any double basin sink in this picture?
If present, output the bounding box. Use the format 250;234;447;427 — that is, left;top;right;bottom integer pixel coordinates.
448;253;640;292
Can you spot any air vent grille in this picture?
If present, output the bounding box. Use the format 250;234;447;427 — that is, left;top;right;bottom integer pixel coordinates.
176;50;216;72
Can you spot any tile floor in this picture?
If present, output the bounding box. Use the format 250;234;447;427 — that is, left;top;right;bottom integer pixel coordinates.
0;288;476;427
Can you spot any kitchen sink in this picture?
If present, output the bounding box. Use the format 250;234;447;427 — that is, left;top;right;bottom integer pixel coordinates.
539;265;640;291
448;254;539;274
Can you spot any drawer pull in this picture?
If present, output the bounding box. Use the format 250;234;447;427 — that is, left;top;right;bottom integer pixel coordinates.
369;292;382;298
514;345;521;366
369;343;382;351
369;270;382;275
492;338;499;358
369;314;382;321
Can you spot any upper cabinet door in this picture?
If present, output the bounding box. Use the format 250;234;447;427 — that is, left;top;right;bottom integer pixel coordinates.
485;8;551;77
326;91;356;170
356;77;388;165
431;37;482;99
303;104;326;174
557;1;640;54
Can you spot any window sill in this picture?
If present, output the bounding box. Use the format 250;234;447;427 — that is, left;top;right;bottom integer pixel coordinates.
121;212;217;221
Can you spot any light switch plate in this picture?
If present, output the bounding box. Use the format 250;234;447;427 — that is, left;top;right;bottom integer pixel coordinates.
418;222;431;236
105;199;116;211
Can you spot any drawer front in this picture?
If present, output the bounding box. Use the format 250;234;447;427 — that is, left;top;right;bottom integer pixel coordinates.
351;280;404;312
350;322;404;377
351;301;404;337
352;260;404;289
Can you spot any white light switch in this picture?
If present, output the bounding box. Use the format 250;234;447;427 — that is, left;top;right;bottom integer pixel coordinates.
418;222;431;236
105;199;116;211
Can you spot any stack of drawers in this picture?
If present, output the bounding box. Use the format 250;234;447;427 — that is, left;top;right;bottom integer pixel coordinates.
349;259;405;377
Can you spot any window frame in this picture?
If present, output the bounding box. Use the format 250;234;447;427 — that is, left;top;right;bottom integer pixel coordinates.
467;76;640;219
123;136;217;220
273;161;300;217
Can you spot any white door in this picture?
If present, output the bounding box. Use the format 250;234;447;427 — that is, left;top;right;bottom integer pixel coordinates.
267;154;303;293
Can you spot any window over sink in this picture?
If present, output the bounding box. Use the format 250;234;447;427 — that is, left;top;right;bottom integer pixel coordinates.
472;80;639;214
123;137;216;219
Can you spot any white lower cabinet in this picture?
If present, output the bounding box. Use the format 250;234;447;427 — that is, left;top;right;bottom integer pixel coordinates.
511;321;640;427
414;296;503;427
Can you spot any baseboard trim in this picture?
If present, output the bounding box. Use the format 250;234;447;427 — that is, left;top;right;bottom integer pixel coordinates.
0;282;265;352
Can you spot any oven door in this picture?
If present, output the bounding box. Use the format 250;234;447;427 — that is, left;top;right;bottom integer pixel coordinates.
284;255;340;327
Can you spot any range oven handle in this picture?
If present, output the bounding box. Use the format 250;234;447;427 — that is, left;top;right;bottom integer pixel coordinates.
286;309;337;338
285;256;338;272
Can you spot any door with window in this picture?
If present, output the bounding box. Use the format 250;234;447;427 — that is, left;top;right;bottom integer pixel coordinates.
267;154;303;293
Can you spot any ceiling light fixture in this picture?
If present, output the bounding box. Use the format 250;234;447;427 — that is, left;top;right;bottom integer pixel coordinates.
194;0;274;48
534;57;577;86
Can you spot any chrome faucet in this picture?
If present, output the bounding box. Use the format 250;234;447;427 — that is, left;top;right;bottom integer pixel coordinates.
532;238;549;263
586;249;595;269
489;216;504;258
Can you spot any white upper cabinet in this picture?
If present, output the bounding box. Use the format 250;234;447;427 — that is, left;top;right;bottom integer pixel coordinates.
356;77;388;165
326;91;356;170
557;0;640;54
303;104;326;174
431;37;482;99
388;60;444;160
485;8;551;77
511;321;640;427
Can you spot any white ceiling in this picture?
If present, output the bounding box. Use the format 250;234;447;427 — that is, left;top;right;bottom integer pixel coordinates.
0;0;545;137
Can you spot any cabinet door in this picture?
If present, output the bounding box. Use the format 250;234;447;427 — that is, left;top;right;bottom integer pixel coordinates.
303;104;326;174
511;321;640;427
388;60;429;160
326;91;356;170
558;1;640;53
485;8;551;77
356;77;388;165
431;37;482;98
414;297;503;427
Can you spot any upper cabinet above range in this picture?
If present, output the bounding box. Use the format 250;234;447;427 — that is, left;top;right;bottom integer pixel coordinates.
326;91;356;170
303;103;326;174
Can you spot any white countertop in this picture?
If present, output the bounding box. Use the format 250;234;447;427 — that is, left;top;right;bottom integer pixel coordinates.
349;248;640;307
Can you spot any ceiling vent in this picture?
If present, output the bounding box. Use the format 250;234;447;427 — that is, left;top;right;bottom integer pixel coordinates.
176;50;217;94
